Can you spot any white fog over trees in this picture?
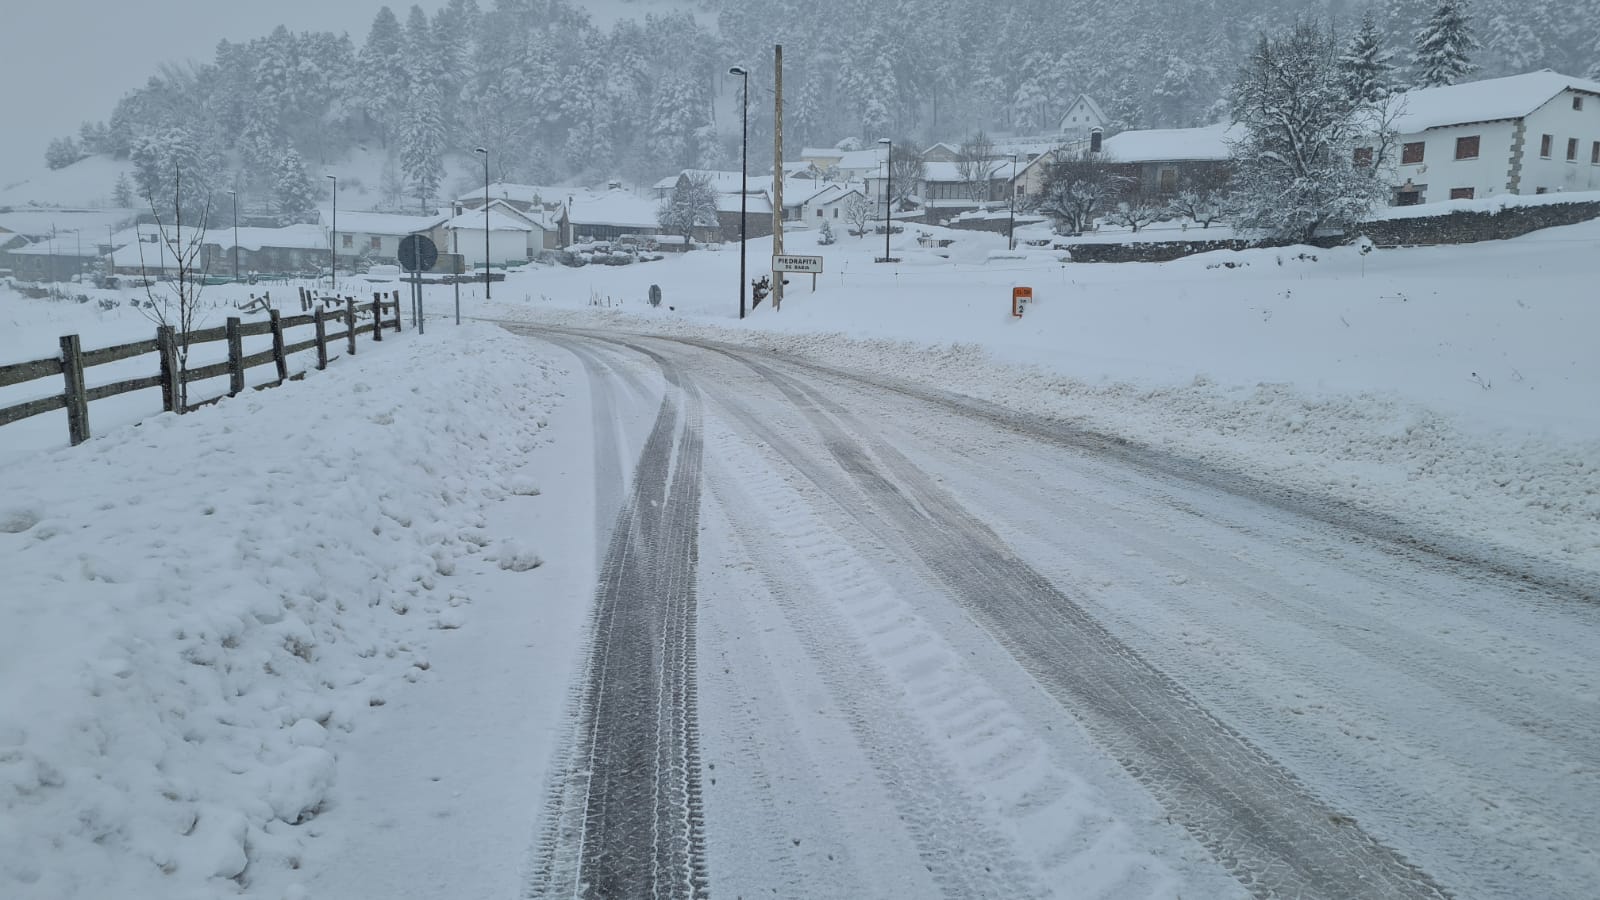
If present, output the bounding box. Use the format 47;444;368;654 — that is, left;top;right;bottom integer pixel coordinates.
45;0;1600;217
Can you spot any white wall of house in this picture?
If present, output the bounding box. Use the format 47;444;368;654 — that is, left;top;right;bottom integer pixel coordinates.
1384;120;1520;203
803;190;864;224
1519;89;1600;194
450;228;529;267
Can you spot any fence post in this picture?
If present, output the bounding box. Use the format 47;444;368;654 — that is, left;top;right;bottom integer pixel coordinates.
391;290;402;333
299;286;308;312
345;298;357;356
269;308;288;382
59;334;90;446
371;294;383;342
314;307;328;371
156;325;179;412
226;316;244;396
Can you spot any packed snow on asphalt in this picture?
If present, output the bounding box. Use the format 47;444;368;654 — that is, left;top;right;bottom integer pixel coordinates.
1;215;1596;899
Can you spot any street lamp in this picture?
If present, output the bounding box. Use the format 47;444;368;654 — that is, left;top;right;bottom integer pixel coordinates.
325;174;337;289
729;65;749;319
1008;153;1019;251
877;138;892;262
474;147;490;299
226;189;239;282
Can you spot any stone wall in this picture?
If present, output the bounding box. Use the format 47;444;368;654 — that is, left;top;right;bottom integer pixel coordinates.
1056;198;1600;263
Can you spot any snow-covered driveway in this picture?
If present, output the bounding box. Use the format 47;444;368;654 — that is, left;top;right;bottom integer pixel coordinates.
516;324;1599;900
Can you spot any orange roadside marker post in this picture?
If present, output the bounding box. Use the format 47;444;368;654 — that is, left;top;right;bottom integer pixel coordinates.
1012;286;1032;318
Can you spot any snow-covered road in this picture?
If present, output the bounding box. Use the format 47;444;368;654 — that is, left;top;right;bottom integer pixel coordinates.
518;324;1600;900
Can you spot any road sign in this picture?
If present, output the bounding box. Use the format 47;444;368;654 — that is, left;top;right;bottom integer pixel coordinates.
398;234;438;272
772;254;823;274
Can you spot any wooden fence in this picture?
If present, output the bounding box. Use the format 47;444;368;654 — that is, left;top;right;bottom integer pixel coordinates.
0;292;405;447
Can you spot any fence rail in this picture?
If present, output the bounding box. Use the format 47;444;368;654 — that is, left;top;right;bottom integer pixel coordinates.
0;291;406;446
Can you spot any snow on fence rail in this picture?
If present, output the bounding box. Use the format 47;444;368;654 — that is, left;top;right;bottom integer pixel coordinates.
0;291;405;446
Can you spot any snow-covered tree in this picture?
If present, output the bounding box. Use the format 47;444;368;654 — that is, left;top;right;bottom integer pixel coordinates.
1032;150;1129;234
844;194;874;237
657;174;719;243
1413;0;1480;88
45;136;86;170
1341;11;1395;102
887;139;925;211
358;7;409;145
399;5;445;212
1229;22;1389;242
112;172;134;208
272;148;318;224
818;219;836;245
956;130;997;203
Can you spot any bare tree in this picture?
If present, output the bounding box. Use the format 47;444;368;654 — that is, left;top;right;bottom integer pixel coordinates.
1166;166;1232;228
955;129;997;204
887;139;926;211
137;165;211;410
1031;150;1130;235
656;173;719;244
1107;186;1166;233
844;193;874;237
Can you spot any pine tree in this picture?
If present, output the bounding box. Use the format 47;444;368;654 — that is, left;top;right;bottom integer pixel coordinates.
272;148;318;224
358;7;409;145
399;6;445;211
1413;0;1480;88
1341;12;1395;103
112;172;134;208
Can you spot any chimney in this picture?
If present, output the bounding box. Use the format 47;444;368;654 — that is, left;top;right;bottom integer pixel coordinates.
1090;127;1103;154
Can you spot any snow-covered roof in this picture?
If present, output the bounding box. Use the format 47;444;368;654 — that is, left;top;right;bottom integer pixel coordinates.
210;224;327;252
800;147;846;160
1059;94;1108;128
1100;123;1239;162
567;190;662;229
321;210;448;235
922;160;1010;183
1391;70;1600;133
444;208;537;232
714;193;773;216
454;182;553;205
652;170;750;194
835;147;889;172
110;228;207;269
8;238;103;257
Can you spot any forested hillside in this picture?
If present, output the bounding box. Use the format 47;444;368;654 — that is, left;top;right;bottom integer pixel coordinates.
45;0;1599;215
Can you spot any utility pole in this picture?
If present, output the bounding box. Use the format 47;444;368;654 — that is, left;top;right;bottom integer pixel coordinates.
771;43;784;312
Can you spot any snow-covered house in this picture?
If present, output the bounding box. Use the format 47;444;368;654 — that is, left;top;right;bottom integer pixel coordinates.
203;224;328;275
1057;95;1109;141
455;182;559;215
322;211;449;270
1361;71;1600;205
920;160;1013;212
566;189;669;244
4;234;103;280
444;206;536;269
800;184;868;226
1098;123;1238;197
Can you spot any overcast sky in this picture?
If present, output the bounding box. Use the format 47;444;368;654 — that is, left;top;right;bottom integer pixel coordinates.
0;0;409;182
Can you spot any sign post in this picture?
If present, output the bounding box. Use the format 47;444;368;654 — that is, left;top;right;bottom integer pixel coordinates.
398;234;438;335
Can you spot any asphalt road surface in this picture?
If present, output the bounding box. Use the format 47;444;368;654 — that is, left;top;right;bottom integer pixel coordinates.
515;325;1600;900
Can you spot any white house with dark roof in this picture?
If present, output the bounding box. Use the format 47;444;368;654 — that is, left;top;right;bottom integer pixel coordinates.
1099;122;1240;196
320;210;449;269
445;204;539;268
1363;70;1600;205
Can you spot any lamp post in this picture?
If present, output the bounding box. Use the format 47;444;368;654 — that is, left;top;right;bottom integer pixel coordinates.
729;65;749;319
877;138;892;262
1008;153;1019;251
474;147;490;299
226;189;239;282
325;174;337;289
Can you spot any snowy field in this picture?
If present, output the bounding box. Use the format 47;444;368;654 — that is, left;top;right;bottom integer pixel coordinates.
2;215;1598;897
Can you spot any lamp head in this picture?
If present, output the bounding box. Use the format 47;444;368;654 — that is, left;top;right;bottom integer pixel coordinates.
729;66;747;76
474;147;487;155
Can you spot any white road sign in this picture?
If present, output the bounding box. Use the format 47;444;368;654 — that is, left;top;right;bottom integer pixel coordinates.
772;254;824;274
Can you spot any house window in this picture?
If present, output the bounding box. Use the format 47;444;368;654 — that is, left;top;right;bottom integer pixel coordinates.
816;208;824;218
341;234;353;248
370;236;382;250
1536;187;1548;194
1353;147;1374;166
1574;96;1584;111
1159;169;1177;193
1401;142;1425;164
1540;134;1553;157
1450;187;1475;200
1454;136;1479;160
832;208;839;218
1592;141;1600;164
1567;138;1579;161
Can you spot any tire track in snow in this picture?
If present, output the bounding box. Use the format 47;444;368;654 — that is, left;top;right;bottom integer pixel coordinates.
713;348;1452;900
523;341;707;900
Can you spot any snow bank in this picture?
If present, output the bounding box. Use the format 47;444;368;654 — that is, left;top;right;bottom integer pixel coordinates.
0;325;565;898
